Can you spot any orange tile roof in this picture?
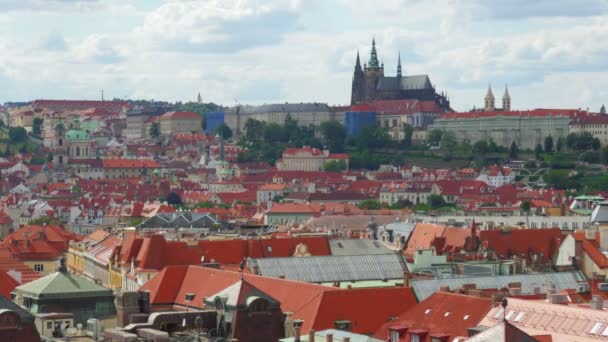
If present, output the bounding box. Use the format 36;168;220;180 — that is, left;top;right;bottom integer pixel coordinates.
102;159;160;169
141;265;417;335
0;271;19;298
267;203;317;214
374;292;492;341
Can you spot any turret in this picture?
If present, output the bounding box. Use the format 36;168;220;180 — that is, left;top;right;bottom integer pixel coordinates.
484;84;495;111
503;85;511;111
396;51;402;78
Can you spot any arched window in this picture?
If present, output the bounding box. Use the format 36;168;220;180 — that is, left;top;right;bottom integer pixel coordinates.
248;298;269;313
58;139;63;146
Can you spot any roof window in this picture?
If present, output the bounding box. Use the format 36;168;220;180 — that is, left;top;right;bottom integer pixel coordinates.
590;322;603;335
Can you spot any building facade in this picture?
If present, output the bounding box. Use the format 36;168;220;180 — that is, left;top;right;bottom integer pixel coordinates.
158;111;203;135
569;114;608;145
276;147;348;171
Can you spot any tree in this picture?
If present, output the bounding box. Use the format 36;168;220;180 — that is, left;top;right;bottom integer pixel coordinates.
402;123;414;147
32;117;43;137
473;140;489;155
520;200;531;213
509;141;518;159
323;160;346;172
601;104;606;115
544;169;576;190
544;136;554;153
214;123;233;140
593;137;601;151
556;137;563;152
355;126;392;150
149;122;160;139
357;199;382;210
427;129;443;146
166;191;182;206
534;143;543;159
320;121;347;153
601;146;608;164
428;195;447;209
244;118;266;142
8;127;27;142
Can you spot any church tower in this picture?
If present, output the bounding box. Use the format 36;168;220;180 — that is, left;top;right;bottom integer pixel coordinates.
396;51;402;78
350;50;365;105
362;38;384;103
484;84;495;111
502;85;511;111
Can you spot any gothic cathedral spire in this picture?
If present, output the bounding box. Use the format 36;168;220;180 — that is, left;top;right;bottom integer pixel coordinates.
369;37;379;68
355;50;362;71
484;84;495;111
397;51;402;78
503;85;511;111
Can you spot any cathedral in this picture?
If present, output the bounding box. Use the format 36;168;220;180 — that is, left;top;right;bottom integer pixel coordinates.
351;39;451;111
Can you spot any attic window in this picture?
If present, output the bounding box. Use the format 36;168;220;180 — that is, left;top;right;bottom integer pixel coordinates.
444;312;451;317
185;293;195;302
601;326;608;336
513;312;526;322
463;315;470;320
425;309;432;314
505;310;515;320
590;322;603;335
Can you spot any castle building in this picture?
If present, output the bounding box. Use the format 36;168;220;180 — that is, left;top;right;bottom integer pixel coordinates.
351;39;451;111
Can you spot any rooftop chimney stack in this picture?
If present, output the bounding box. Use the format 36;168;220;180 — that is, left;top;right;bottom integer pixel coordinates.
308;329;315;342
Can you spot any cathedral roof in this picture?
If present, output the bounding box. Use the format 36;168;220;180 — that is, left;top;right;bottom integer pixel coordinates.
65;129;90;141
376;75;433;91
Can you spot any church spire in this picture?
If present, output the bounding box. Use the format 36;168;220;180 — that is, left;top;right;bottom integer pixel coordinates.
355;50;362;71
484;84;496;111
369;37;379;68
503;85;511;111
397;51;402;78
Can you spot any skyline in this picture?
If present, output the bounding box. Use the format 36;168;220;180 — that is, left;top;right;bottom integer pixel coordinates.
0;0;607;111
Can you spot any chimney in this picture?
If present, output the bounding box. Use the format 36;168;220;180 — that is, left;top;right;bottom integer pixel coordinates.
403;272;411;287
326;334;333;342
308;329;315;342
548;294;569;304
590;295;604;310
600;226;608;250
508;287;522;296
439;286;450;292
293;319;303;342
343;338;350;342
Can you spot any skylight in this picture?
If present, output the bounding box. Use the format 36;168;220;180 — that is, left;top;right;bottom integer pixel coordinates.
505;310;515;320
425;309;432;314
590;322;603;335
513;312;526;322
602;326;608;337
444;312;451;317
463;315;470;320
493;308;504;319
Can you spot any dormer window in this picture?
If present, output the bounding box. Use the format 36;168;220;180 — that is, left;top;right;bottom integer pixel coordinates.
185;293;195;302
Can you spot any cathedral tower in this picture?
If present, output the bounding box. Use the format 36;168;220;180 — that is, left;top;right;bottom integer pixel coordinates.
502;85;511;111
351;51;365;105
484;84;496;111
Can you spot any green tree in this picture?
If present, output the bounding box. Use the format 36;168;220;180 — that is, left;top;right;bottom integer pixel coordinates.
402;123;414;147
355;126;392;150
601;104;606;115
149;122;160;139
166;191;183;206
32;117;43;137
427;129;443;146
8;127;27;142
357;199;382;210
593;137;601;151
323;160;347;172
320;121;347;153
473;140;489;155
214;123;233;140
544;136;554;153
601;146;608;164
509;141;518;159
534;143;543;159
428;195;447;209
244;118;266;142
556;137;563;152
520;200;531;213
544;170;572;189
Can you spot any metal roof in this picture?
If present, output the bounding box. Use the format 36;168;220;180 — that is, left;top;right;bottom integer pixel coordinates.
237;103;331;114
377;75;433;91
329;239;393;256
410;271;587;301
250;254;406;283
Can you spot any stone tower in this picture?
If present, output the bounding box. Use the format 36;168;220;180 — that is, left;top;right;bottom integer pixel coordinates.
362;38;384;103
351;50;365;105
53;119;68;166
502;85;511;111
484;84;496;111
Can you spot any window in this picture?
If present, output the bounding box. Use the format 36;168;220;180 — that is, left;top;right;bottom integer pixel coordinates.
34;264;44;272
390;331;400;342
514;312;526;322
590;322;603;334
249;298;269;313
46;321;53;329
410;335;420;342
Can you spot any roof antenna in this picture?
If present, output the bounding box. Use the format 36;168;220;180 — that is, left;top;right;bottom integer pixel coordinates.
240;259;245;280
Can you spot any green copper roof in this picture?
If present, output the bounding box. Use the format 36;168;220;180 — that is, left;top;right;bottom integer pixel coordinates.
65;129;90;141
368;38;379;68
15;271;112;300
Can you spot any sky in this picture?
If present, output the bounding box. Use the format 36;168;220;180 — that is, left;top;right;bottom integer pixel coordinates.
0;0;607;112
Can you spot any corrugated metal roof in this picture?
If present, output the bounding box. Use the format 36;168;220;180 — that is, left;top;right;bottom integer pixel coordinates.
251;254;406;283
410;271;587;301
329;239;393;256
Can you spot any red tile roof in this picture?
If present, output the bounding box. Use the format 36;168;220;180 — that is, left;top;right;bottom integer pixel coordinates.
0;271;19;298
267;203;317;214
135;235;202;271
1;225;82;261
197;237;331;265
102;159;160;169
440;108;588;120
479;228;562;263
141;265;417;335
159;111;201;120
374;292;492;342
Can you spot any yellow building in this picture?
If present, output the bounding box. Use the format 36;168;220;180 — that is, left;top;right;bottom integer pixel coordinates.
158;111;203;135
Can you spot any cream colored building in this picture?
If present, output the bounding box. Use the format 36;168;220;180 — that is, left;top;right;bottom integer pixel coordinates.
276;147;348;171
569;115;608;145
159;111;203;135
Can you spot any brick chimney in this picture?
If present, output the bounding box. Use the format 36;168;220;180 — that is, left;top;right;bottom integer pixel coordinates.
308;329;315;342
590;295;604;310
326;334;333;342
293;319;303;342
